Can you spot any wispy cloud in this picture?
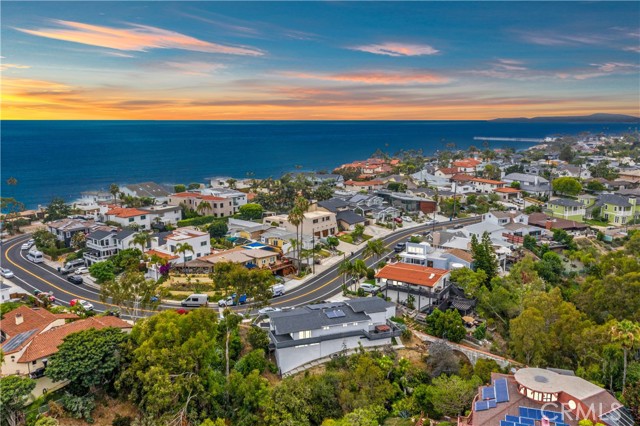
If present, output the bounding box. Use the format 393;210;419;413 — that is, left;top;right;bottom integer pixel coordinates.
280;70;449;85
0;63;31;71
15;19;264;56
350;42;439;57
521;32;610;47
164;61;225;76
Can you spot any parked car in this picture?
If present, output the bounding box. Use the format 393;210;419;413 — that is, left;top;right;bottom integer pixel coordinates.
394;242;406;252
401;216;413;222
21;240;35;250
61;259;86;274
359;283;379;294
67;275;83;285
452;224;464;230
181;294;209;308
425;219;438;225
70;299;94;310
219;293;247;307
74;267;89;275
29;367;46;379
258;306;282;315
0;268;14;279
393;217;403;224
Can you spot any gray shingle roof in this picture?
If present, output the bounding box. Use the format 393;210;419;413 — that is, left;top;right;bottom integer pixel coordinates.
336;210;366;225
318;198;350;212
596;194;632;207
549;198;583;208
124;182;170;198
114;229;136;240
87;230;113;240
503;173;549;184
345;297;393;313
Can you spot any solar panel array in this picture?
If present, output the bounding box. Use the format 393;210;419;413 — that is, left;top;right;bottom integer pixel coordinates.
325;309;346;319
518;407;564;422
2;329;37;352
495;378;510;402
475;377;511;412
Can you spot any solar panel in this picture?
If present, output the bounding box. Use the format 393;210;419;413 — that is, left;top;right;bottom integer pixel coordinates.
488;399;497;408
543;410;563;421
325;309;346;319
482;386;495;400
519;418;534;425
495;378;510;402
500;422;514;426
475;401;489;411
2;329;37;352
506;415;519;422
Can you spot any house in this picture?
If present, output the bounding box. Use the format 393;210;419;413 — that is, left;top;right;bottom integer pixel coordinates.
502;173;551;197
344;180;384;192
493;187;522;201
260;227;312;253
291;172;345;187
594;194;639;226
434;167;460;179
375;190;437;214
470;178;505;193
1;306;131;376
168;192;234;218
336;210;367;231
208;176;235;188
618;169;640;183
102;206;154;230
200;188;248;214
459;369;634;426
148;227;211;264
555;164;591;180
46;218;98;247
375;263;451;312
267;298;400;375
317;198;351;213
483;211;528;227
265;208;338;238
83;228;137;265
410;170;451;187
228;218;273;240
528;213;588;232
452;158;482;174
546;198;585;221
399;241;473;269
200;246;282;271
121;182;171;203
78;191;113;204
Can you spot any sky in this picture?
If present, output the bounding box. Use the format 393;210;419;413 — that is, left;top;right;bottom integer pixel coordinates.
1;1;639;120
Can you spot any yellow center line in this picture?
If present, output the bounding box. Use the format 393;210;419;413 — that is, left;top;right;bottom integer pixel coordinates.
3;239;159;313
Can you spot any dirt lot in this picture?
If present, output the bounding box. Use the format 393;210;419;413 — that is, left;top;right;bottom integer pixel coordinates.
56;396;139;426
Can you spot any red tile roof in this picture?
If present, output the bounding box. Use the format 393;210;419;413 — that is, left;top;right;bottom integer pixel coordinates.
19;316;132;363
451;173;475;182
106;207;148;218
471;177;505;185
375;264;449;287
170;192;224;201
494;187;521;193
437;167;460;175
345;180;384;186
1;306;78;342
145;249;179;260
452;158;481;168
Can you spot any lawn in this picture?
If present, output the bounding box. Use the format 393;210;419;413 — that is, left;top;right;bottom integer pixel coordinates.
584;219;610;227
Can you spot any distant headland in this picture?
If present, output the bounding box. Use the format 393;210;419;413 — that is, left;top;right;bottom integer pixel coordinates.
491;113;640;123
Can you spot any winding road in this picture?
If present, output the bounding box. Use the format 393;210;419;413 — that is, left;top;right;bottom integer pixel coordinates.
1;216;480;318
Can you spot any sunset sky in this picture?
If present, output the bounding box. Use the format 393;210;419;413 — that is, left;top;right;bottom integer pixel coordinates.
2;1;639;120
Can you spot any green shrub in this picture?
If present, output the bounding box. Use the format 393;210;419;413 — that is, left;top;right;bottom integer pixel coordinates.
366;268;375;280
112;414;133;426
60;393;95;423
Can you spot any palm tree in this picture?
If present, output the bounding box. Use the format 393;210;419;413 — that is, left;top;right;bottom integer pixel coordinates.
351;259;368;291
129;232;152;253
109;184;120;203
338;259;354;291
196;200;211;216
294;196;310;256
363;239;386;262
175;242;194;274
288;204;305;271
611;320;640;389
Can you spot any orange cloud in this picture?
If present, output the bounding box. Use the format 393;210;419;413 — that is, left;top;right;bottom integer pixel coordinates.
16;20;264;56
280;70;449;85
350;42;439;56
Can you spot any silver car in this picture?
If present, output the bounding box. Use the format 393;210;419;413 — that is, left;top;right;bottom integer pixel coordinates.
0;268;14;279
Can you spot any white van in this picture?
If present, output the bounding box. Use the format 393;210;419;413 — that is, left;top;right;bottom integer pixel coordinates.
27;250;44;264
181;294;209;307
61;259;86;274
271;284;285;297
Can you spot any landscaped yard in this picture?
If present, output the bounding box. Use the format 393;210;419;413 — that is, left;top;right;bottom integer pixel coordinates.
338;233;373;244
584;219;609;226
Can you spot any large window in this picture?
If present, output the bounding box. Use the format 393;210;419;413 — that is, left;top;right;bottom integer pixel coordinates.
298;330;311;339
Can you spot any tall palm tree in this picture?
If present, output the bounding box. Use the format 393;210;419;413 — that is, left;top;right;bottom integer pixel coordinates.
129;232;152;253
351;259;368;292
196;200;211;216
338;259;354;290
294;196;310;259
288;205;304;271
109;183;120;203
611;319;640;389
175;242;194;274
363;239;386;262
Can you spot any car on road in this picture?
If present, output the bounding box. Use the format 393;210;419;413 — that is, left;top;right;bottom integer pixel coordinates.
258;306;282;315
394;242;406;252
181;294;209;308
70;299;94;310
401;216;413;222
425;219;438;225
0;268;14;279
452;224;464;230
74;267;90;275
219;293;247;307
21;240;35;250
67;275;84;285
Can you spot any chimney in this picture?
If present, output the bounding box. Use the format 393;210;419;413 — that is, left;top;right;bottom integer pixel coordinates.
545;219;553;230
15;313;23;325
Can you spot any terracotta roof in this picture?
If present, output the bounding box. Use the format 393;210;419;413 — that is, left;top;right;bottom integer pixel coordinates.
494;187;521;193
247;193;257;201
1;306;78;340
200;195;225;201
145;249;180;260
170;192;194;198
471;177;505;185
437;167;460;174
170;192;225;202
19;316;132;363
445;248;473;263
452;158;481;168
528;212;588;230
375;263;449;287
451;173;475;182
106;207;149;218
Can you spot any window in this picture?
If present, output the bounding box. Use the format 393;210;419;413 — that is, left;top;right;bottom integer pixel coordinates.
298;330;311;339
32;361;37;365
141;215;146;220
322;326;330;330
129;218;134;222
200;241;207;246
313;219;319;224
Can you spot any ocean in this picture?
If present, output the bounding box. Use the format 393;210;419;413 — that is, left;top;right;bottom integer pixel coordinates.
1;120;638;209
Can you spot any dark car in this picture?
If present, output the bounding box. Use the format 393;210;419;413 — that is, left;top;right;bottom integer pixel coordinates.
394;242;407;253
67;275;83;285
29;367;46;379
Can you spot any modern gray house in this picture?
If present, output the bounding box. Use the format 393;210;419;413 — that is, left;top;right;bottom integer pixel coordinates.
266;298;400;375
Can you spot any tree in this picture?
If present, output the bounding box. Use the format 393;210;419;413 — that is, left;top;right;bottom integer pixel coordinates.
32;228;57;250
70;231;86;249
0;197;25;219
362;239;385;261
173;184;186;193
535;251;564;284
552;177;582;196
0;376;36;426
47;327;128;392
326;236;340;252
426;375;479;417
425;308;466;343
589;161;619;180
334;167;360;181
558;144;575;162
208;221;228;239
483;164;501;180
426;341;459;377
89;261;116;284
196;200;210;216
109;183;120;202
100;270;162;320
351;224;365;242
471;232;499;286
338;259;354;289
44;197;71;222
450;267;487;297
287;204;304;271
510;181;521;189
175;242;194;271
611;320;640;389
238;203;264;220
586;180;606;192
129;232;152;253
313;183;334;201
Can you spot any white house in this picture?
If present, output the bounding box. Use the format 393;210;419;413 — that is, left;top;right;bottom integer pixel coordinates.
200;188;248;214
148;227;211;264
83;228;138;265
375;263;451;312
267;298;399;375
